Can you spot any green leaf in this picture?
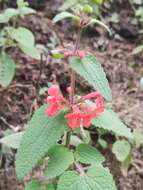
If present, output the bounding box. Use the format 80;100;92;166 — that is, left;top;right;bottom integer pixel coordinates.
112;140;131;162
59;0;77;11
89;18;111;35
74;143;105;164
53;11;78;23
0;53;15;87
0;132;24;149
92;109;133;139
19;7;36;15
12;27;35;47
132;45;143;55
133;128;143;147
44;145;74;180
24;179;41;190
45;184;55;190
16;105;68;180
70;55;112;101
121;153;132;176
0;8;19;23
58;166;116;190
19;45;41;60
70;135;84;146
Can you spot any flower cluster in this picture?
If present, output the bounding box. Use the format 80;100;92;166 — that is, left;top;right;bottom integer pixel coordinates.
46;85;104;129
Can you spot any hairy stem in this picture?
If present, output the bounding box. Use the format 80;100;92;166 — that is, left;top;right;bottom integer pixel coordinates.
70;27;82;104
65;27;82;148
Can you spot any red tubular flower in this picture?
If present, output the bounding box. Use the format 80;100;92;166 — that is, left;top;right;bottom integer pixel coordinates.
64;50;86;59
46;85;66;117
77;50;85;59
65;91;104;129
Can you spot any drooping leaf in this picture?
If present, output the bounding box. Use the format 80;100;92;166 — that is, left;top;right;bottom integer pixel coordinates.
0;53;15;87
44;145;74;180
58;166;117;190
12;27;35;47
70;54;112;101
24;179;41;190
89;18;111;35
16;105;68;180
92;109;133;139
74;143;105;164
0;132;24;149
53;11;78;23
112;140;131;162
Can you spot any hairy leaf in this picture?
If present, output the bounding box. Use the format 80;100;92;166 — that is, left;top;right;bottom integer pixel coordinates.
24;179;41;190
92;109;133;139
70;54;112;101
44;145;74;180
45;184;55;190
0;132;24;149
58;166;116;190
75;144;105;164
0;8;19;23
19;45;41;60
16;105;68;179
0;53;15;87
12;27;35;47
112;140;131;162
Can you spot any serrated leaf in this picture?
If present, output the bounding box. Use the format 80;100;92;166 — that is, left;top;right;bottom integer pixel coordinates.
0;53;15;87
12;27;35;47
92;109;133;139
70;54;112;101
44;145;74;180
59;0;77;11
16;105;68;180
112;140;131;162
75;143;105;164
0;132;24;149
53;11;78;23
58;165;116;190
24;179;41;190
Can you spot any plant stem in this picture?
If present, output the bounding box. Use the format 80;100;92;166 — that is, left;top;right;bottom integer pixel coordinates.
74;162;85;176
70;27;82;104
65;27;82;148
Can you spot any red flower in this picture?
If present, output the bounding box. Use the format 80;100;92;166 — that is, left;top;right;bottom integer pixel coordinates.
64;50;86;59
65;92;104;129
46;85;65;117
